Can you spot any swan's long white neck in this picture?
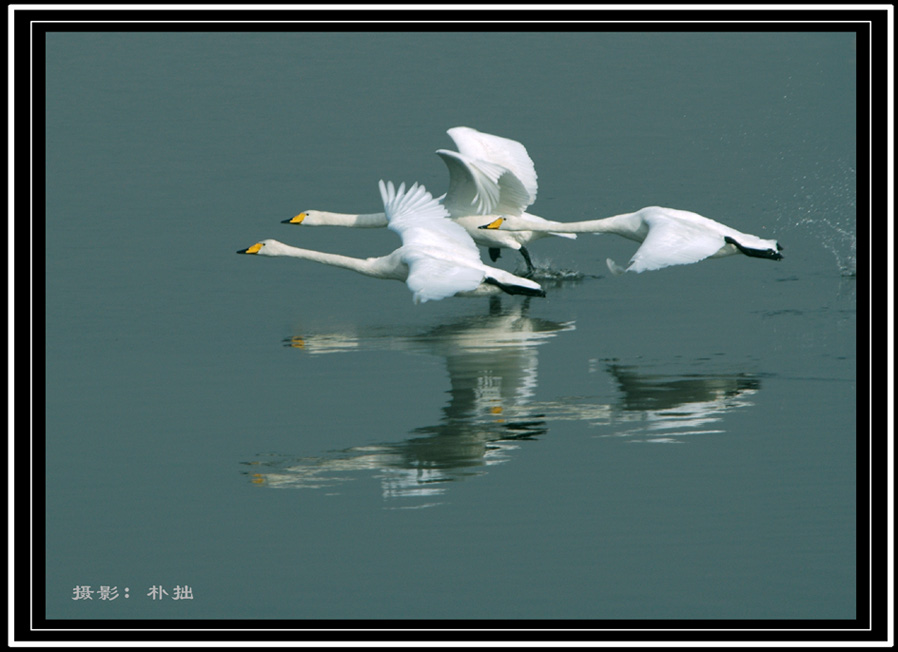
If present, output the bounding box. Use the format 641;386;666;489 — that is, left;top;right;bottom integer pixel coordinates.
302;211;388;227
503;212;647;241
262;242;405;279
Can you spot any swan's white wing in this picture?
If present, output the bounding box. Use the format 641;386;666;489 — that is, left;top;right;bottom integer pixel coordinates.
379;180;486;302
436;149;531;218
398;215;483;264
381;179;481;259
380;179;450;226
402;252;486;303
446;126;538;205
626;212;727;273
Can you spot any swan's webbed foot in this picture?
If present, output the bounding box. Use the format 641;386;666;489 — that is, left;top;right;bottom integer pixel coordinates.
488;247;501;262
724;236;784;261
484;276;546;298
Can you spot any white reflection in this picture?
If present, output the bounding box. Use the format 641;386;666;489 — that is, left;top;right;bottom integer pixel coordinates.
248;300;572;503
533;364;761;444
244;302;763;504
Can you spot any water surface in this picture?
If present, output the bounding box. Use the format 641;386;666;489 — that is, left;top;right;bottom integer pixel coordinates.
44;30;857;622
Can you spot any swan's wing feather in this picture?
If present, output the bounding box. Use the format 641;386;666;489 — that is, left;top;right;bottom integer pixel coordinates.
627;215;726;273
402;253;486;303
398;214;483;262
436;149;502;216
380;179;450;227
493;168;535;217
379;180;493;301
446;126;538;205
380;179;482;262
436;149;531;217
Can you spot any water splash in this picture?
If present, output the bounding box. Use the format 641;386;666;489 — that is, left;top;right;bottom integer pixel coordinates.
513;260;603;287
785;160;857;277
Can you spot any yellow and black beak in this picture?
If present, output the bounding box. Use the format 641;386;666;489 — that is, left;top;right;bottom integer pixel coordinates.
282;213;306;225
236;242;263;255
478;217;505;230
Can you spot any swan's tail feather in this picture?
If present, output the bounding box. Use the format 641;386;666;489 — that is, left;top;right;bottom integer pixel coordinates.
606;258;628;276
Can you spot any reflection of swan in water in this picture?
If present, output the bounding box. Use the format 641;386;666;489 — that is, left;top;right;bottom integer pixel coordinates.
246;301;574;503
532;363;761;443
611;366;760;442
286;298;569;360
243;309;764;502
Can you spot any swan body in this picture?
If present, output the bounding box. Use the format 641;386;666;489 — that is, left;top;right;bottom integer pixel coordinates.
287;127;574;273
480;207;783;274
239;180;545;303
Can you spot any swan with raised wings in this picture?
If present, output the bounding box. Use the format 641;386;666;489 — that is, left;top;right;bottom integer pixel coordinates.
285;127;575;275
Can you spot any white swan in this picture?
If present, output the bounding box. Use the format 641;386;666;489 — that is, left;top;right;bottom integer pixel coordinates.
238;180;545;303
478;206;783;275
285;127;575;274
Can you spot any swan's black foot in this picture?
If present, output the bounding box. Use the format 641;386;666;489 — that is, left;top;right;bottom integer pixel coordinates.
488;247;501;262
519;247;536;277
724;236;784;261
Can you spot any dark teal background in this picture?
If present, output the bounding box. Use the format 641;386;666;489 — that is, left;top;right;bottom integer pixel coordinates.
44;31;856;619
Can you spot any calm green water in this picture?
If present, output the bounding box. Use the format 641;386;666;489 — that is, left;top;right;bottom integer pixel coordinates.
44;31;857;620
